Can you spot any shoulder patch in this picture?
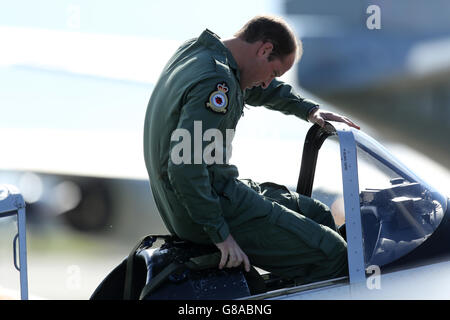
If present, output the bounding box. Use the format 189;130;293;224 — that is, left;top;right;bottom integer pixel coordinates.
206;82;229;114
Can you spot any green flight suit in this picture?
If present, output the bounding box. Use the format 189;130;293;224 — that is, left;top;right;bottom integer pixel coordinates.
143;29;347;283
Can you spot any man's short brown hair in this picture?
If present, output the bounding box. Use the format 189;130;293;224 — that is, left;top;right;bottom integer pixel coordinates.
235;15;302;62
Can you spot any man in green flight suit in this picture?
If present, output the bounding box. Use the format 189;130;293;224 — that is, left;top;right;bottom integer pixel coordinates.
143;15;359;284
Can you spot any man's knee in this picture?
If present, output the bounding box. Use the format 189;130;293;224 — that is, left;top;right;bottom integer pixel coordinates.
318;224;347;259
296;194;336;229
325;244;348;278
254;183;336;230
312;250;348;283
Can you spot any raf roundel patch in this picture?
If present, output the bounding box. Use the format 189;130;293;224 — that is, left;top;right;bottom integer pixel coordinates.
206;82;229;114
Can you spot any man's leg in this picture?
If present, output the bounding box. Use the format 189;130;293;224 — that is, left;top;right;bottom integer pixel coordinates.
258;181;339;232
232;180;348;283
232;212;347;283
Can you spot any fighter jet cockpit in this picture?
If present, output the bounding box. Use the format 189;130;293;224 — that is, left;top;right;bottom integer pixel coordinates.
354;130;448;270
308;123;449;275
90;123;450;300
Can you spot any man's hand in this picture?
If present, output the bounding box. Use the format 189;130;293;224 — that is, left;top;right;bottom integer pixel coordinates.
215;234;251;272
308;108;360;130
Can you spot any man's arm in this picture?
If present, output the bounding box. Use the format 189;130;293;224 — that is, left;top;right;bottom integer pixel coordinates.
244;79;319;120
168;76;230;244
167;76;250;271
245;79;360;129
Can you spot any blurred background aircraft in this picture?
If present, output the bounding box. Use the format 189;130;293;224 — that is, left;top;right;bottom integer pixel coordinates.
0;0;449;299
284;0;450;169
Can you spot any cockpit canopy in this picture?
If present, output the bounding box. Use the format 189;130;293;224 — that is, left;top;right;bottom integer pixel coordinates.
354;129;447;267
304;123;448;273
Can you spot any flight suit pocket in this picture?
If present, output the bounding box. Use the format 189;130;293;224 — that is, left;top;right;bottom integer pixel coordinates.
213;178;272;223
259;182;297;211
216;178;239;217
220;178;235;200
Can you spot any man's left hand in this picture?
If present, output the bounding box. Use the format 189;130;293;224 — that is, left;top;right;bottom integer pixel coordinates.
308;108;360;130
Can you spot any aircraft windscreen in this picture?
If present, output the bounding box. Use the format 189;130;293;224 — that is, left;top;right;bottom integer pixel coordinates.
354;131;447;268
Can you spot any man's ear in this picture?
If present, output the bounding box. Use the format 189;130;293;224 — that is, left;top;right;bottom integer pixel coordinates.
257;42;274;58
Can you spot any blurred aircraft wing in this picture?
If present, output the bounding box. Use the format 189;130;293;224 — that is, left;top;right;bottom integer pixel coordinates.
406;36;450;80
1;128;147;180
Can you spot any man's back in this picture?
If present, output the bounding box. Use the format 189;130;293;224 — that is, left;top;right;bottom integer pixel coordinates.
143;30;243;243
